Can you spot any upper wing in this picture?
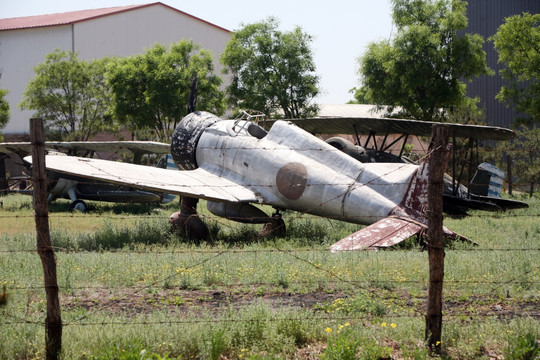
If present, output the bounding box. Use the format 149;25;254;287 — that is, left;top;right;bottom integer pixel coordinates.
24;155;258;203
0;141;171;155
262;104;515;141
0;142;33;155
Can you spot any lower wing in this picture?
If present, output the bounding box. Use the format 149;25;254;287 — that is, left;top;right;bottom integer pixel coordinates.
24;155;257;203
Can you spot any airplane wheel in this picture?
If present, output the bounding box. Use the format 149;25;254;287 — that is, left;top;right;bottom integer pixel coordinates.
169;211;209;240
259;217;286;237
70;200;87;213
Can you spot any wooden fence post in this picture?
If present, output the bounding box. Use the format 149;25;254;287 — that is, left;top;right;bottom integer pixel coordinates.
0;155;8;196
30;118;62;360
425;124;449;354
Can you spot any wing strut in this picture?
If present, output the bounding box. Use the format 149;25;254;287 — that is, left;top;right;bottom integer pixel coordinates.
398;134;409;158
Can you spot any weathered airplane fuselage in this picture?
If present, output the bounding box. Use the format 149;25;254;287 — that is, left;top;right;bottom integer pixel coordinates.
171;111;418;225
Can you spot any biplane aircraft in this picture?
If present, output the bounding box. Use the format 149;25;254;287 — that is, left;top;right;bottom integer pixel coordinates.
15;108;527;250
274;104;528;215
0;141;176;212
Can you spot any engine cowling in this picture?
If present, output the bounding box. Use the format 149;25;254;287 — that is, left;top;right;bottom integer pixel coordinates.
171;111;222;170
325;137;367;162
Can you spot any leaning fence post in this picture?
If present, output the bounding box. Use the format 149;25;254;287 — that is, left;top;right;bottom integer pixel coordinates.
506;153;513;195
30;118;62;360
425;124;449;354
0;154;8;196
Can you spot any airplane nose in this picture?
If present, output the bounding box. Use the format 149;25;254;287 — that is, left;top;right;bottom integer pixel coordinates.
171;111;222;170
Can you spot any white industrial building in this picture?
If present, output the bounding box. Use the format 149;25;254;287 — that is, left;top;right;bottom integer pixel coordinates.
0;2;232;135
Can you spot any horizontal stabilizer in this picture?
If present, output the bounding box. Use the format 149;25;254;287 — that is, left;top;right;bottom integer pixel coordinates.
330;216;471;252
330;217;424;252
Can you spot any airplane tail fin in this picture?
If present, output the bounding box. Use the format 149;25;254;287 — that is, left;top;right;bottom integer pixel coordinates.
398;143;453;222
156;154;179;170
468;162;504;198
156;154;179;204
330;144;470;251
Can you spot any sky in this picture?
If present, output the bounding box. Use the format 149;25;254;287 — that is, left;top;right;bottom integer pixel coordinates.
0;0;395;105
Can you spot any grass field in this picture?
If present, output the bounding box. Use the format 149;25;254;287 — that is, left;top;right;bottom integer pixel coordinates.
0;193;538;359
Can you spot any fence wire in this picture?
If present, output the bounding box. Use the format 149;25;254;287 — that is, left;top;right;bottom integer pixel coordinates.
1;154;539;332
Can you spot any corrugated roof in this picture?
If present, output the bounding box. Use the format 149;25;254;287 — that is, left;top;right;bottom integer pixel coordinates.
0;2;230;32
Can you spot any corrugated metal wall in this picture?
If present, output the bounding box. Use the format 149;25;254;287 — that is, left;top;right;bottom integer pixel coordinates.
465;0;539;128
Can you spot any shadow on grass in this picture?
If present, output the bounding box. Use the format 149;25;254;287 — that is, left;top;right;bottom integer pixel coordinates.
48;198;178;215
51;219;174;251
50;215;350;252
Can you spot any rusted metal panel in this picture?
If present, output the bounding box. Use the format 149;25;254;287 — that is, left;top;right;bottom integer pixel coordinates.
330;217;425;252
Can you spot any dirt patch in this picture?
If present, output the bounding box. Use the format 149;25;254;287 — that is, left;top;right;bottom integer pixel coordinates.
63;287;347;317
62;287;540;320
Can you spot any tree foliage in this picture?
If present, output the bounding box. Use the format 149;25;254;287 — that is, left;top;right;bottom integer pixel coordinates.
359;0;492;121
495;126;540;197
107;40;225;142
347;86;373;104
0;88;8;142
221;17;320;118
20;50;115;141
0;52;9;141
491;12;539;125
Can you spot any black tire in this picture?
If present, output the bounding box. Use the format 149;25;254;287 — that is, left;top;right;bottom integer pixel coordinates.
259;216;286;237
70;199;87;213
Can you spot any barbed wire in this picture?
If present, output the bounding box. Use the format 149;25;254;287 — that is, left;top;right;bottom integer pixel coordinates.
3;278;539;293
0;211;539;220
1;149;538;338
2;243;537;298
2;310;538;328
0;247;538;254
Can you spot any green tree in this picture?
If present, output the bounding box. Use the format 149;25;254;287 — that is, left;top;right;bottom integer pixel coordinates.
107;40;225;142
491;12;539;125
20;49;115;141
495;126;540;197
347;86;372;104
0;88;8;142
221;17;320;118
359;0;492;121
0;57;9;141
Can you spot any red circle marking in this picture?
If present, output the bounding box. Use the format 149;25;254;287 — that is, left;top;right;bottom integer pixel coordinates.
276;162;308;200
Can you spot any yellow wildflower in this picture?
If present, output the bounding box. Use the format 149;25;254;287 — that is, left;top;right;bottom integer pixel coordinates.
325;327;333;333
390;323;397;328
381;322;387;327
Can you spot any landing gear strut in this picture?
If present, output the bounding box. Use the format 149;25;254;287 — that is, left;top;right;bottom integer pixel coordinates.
259;209;286;237
169;196;209;240
169;200;286;240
